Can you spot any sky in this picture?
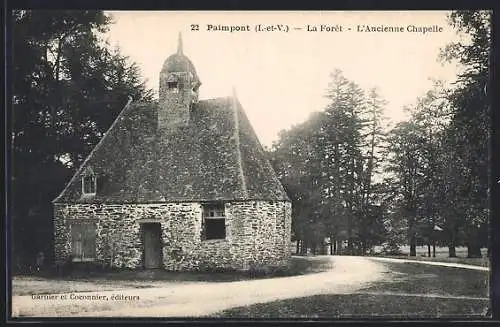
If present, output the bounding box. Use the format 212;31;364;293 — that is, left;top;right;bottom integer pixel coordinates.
104;11;463;147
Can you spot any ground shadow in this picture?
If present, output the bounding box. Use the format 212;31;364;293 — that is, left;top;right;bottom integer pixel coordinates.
12;255;333;296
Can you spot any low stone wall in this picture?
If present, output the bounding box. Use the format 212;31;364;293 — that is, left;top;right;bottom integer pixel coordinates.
53;200;291;271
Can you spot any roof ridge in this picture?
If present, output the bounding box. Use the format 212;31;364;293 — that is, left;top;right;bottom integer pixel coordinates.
234;99;291;201
231;95;248;199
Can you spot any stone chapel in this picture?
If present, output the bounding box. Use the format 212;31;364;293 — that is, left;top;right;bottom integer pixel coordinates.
52;34;292;271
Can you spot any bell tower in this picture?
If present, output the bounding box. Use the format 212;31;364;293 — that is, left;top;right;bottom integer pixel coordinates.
158;33;201;131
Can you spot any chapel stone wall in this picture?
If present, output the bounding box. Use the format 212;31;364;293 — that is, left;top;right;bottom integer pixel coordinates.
53;200;292;271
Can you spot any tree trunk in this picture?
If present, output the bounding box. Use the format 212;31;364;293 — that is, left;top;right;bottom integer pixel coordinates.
296;240;300;255
333;239;337;255
432;241;436;258
409;233;417;257
347;239;353;255
467;244;482;258
330;239;333;255
467;227;482;258
448;230;457;258
448;245;456;258
427;243;431;257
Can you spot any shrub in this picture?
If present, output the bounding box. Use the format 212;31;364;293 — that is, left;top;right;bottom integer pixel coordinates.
381;241;403;255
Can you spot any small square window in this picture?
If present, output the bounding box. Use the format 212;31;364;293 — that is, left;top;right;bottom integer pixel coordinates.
202;203;226;240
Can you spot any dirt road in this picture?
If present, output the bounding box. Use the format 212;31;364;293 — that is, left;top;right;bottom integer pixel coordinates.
12;256;388;317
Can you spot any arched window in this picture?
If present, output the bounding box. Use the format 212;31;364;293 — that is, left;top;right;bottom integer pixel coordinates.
82;168;96;195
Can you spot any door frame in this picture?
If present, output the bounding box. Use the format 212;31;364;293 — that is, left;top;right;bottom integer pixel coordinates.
140;221;163;269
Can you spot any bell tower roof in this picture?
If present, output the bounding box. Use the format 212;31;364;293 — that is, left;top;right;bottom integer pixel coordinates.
159;33;202;102
161;33;200;82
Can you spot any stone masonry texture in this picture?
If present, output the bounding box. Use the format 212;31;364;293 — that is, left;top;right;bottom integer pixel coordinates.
53;201;292;271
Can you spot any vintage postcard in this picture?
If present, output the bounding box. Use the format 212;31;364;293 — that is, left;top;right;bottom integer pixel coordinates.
10;10;491;319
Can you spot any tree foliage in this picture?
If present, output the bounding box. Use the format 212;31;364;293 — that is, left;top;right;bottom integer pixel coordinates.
11;10;153;269
270;10;491;258
269;70;389;255
383;10;491;257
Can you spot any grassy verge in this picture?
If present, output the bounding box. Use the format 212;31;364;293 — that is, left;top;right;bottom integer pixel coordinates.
212;294;489;319
371;254;489;267
214;261;490;318
12;256;331;296
361;262;489;298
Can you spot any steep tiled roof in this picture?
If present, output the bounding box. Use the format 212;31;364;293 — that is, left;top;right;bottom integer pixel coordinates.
53;96;290;204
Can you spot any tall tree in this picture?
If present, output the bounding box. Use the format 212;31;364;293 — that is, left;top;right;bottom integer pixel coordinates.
408;86;454;256
323;70;368;254
356;88;389;253
383;10;491;258
385;120;428;257
270;69;389;256
269;117;322;254
11;10;153;269
439;10;491;257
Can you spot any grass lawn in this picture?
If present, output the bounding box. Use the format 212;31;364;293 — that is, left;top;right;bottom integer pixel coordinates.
361;262;489;298
373;255;489;267
370;246;489;267
211;294;489;319
12;255;331;296
213;261;490;319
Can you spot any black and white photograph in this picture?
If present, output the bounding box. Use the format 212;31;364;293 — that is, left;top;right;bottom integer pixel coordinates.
9;10;492;319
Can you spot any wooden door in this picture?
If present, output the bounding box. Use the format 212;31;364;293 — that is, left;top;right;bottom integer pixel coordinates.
71;222;96;261
143;223;162;269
